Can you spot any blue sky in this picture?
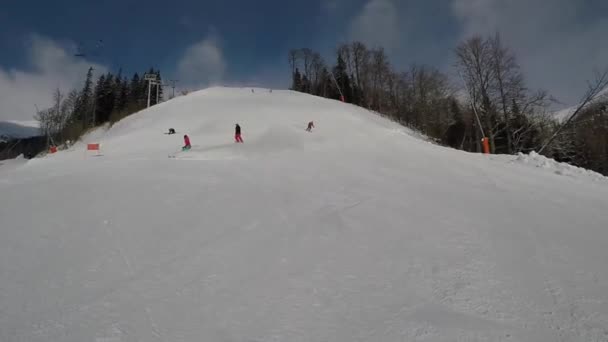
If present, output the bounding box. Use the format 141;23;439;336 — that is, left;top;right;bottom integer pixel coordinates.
1;0;608;121
1;0;371;86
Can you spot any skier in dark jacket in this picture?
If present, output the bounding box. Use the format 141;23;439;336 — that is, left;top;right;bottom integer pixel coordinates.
235;124;243;143
306;121;315;132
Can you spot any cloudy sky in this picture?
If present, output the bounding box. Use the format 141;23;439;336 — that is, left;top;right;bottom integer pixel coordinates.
1;0;607;121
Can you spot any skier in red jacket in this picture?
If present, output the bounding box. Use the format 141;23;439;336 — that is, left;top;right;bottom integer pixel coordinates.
235;124;244;143
183;134;191;150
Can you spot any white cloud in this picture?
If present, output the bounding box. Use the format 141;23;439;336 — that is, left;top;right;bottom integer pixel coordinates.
345;0;453;70
176;32;226;90
349;0;399;52
341;0;608;106
0;34;107;122
451;0;608;105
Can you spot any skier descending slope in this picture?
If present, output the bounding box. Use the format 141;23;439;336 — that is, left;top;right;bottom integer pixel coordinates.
235;124;244;143
182;134;192;150
306;121;315;132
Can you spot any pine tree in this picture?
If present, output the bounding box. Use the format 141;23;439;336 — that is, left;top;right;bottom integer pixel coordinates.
450;97;463;123
331;55;352;102
75;67;94;125
97;72;116;123
292;68;303;92
93;74;108;125
316;68;330;97
443;98;467;149
115;77;129;113
111;70;123;114
301;75;311;94
129;73;142;110
351;80;363;106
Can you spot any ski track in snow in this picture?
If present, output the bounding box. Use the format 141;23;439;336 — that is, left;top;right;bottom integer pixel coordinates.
1;87;608;342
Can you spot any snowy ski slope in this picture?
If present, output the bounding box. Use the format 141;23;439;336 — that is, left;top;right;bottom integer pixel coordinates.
1;87;607;342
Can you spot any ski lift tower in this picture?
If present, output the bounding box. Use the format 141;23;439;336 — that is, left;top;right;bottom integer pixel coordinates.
144;73;158;108
168;80;179;99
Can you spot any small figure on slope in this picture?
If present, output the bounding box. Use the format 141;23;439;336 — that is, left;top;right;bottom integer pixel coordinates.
235;124;244;143
182;134;191;151
168;128;176;135
306;121;315;132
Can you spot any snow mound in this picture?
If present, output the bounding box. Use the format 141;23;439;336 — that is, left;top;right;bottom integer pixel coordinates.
513;152;607;182
2;87;608;342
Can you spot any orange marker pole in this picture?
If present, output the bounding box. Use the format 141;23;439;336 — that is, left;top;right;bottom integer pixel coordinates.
482;137;490;154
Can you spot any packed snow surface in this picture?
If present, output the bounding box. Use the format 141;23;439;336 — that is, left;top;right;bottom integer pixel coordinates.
1;88;607;342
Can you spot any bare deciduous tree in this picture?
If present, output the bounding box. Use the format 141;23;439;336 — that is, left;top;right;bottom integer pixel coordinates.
35;88;81;149
288;49;301;76
490;32;525;153
310;53;325;95
455;36;497;152
369;48;390;111
351;42;370;106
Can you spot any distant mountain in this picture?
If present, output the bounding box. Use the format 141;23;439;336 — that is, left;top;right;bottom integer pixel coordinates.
552;86;608;121
0;121;41;142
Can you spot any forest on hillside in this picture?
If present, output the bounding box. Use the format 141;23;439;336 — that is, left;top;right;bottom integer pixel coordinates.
288;33;608;175
32;67;165;150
